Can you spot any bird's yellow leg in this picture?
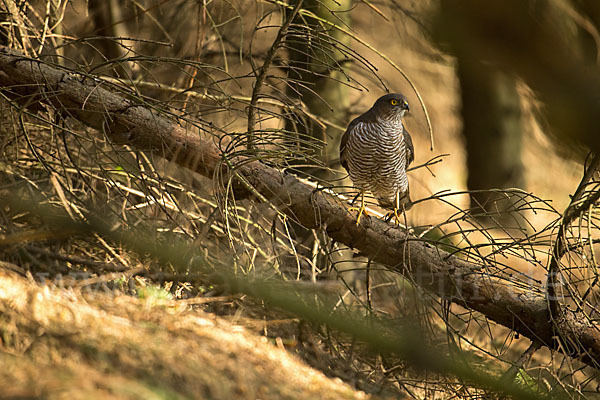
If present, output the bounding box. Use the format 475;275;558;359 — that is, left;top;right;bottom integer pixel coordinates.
384;192;402;225
348;190;368;225
394;192;402;225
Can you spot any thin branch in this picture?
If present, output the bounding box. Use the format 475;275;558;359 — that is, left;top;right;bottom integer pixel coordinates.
500;341;542;384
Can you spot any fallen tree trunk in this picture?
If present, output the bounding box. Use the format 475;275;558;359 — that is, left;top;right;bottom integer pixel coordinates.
0;46;598;368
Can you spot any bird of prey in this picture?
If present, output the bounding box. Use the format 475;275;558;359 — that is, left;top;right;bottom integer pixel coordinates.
339;93;414;224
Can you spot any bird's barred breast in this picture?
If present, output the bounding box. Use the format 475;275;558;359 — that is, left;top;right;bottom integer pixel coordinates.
345;122;409;202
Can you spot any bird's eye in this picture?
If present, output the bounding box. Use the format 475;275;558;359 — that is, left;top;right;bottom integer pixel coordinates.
390;99;398;106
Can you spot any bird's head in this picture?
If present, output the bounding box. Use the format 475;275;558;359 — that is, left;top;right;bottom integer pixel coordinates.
372;93;410;122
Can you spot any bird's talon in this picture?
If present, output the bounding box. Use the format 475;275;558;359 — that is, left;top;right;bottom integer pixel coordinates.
394;208;402;226
347;191;368;225
383;212;394;223
383;208;403;226
348;205;368;225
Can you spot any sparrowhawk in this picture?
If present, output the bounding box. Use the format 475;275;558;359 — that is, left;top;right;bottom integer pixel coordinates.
339;93;414;224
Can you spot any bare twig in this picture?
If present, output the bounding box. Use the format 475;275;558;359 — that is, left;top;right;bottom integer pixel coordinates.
23;245;129;272
500;341;542;384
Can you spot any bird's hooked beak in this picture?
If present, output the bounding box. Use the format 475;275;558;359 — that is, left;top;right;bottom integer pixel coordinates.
402;100;410;112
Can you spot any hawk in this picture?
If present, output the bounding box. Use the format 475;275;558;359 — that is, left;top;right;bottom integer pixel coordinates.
339;93;414;224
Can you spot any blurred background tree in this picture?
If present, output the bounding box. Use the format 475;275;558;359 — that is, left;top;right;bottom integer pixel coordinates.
456;60;524;223
447;0;600;228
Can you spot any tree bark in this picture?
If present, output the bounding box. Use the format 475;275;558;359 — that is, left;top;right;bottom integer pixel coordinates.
1;46;599;369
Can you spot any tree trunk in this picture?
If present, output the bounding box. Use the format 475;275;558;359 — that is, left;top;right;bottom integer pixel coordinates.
457;60;524;223
88;0;131;77
285;0;351;181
